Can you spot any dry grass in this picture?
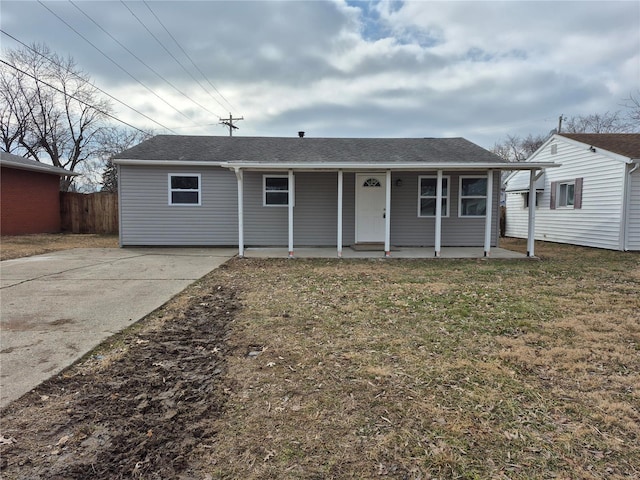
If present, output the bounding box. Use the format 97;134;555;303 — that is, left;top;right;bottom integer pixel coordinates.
0;233;118;260
201;239;639;479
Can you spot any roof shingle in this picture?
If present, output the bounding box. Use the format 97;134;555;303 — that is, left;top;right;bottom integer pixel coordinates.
559;133;640;159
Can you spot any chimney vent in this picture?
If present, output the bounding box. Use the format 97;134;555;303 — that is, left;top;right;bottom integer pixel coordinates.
298;131;305;138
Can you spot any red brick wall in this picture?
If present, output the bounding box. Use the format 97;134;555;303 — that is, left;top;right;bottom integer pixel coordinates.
1;167;62;235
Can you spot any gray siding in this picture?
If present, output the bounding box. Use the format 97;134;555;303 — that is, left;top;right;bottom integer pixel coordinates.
391;172;500;247
120;165;238;246
120;167;499;247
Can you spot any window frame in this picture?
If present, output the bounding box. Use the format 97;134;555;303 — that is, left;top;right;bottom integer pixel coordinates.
263;174;289;207
168;173;201;206
522;191;540;209
458;175;488;217
557;180;575;208
417;175;450;218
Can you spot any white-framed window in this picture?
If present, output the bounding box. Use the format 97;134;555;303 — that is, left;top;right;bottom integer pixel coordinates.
263;175;289;206
459;176;487;217
418;175;449;217
168;173;201;205
557;181;575;207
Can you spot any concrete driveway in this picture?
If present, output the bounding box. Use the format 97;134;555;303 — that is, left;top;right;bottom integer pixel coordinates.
0;247;236;409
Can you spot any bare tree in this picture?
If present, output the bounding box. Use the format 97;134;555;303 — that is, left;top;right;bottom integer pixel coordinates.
97;128;152;192
621;91;640;127
0;43;113;190
492;133;546;162
563;111;632;134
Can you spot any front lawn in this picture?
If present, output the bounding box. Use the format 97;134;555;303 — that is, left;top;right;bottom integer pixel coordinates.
1;239;638;479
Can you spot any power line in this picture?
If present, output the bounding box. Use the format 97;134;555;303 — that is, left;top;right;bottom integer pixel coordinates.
120;0;230;115
68;0;220;121
37;1;199;127
0;29;177;134
143;0;239;114
0;58;150;135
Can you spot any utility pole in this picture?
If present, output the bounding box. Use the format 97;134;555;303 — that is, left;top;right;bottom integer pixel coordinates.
558;114;565;133
220;113;244;137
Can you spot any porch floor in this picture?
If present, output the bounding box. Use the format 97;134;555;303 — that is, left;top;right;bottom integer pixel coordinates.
243;246;529;259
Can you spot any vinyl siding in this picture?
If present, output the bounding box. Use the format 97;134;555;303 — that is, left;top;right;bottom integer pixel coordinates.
505;139;627;250
391;172;500;247
120;167;499;247
120;165;238;245
626;168;640;250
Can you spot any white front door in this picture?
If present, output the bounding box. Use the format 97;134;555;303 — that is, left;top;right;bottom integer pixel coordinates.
355;173;386;242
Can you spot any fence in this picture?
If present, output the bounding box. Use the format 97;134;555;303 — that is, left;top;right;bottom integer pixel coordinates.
60;192;118;234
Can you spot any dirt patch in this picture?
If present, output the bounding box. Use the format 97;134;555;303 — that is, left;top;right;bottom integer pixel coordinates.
0;271;239;479
0;233;118;261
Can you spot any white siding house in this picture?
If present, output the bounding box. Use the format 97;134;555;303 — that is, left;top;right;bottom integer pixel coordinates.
505;133;640;251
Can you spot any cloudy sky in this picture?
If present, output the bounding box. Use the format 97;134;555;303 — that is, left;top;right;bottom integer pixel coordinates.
1;0;638;149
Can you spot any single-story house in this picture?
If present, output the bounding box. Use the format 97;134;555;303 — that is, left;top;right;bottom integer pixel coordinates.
0;151;78;236
504;133;640;251
113;135;558;257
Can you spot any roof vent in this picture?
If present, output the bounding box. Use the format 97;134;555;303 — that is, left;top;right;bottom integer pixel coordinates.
298;131;305;138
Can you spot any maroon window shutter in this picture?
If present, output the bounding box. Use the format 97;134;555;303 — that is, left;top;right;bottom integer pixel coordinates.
574;177;583;209
550;181;557;209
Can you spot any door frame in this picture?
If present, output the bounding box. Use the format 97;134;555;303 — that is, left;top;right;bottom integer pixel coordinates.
355;172;387;243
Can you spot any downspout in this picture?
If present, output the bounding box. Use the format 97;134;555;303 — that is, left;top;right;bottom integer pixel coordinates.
117;163;123;247
622;161;639;251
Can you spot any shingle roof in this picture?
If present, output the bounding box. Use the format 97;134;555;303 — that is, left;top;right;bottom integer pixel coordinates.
559;133;640;159
0;151;78;176
114;135;505;164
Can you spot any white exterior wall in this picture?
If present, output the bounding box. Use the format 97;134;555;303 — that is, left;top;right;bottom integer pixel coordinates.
626;168;640;250
505;138;628;250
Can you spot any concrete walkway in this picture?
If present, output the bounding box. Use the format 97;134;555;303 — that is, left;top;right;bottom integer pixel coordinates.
0;248;236;409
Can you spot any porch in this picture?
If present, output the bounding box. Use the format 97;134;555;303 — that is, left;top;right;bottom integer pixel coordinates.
243;246;529;259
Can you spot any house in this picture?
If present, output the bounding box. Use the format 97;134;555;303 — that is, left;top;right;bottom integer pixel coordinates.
113;135;558;257
0;151;78;236
504;133;640;251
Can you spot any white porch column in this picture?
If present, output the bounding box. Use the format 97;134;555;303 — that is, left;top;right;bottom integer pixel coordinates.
527;169;537;257
235;169;244;257
337;170;343;258
384;169;392;257
434;170;443;257
484;170;494;256
288;169;294;258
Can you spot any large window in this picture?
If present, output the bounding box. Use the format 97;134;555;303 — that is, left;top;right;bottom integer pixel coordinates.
264;175;289;206
418;176;449;217
459;176;487;217
168;174;201;205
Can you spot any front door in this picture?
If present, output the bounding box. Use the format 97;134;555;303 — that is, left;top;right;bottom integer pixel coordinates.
355;173;386;243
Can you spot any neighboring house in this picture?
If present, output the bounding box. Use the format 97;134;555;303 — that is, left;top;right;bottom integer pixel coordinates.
0;151;78;236
113;135;557;257
504;133;640;251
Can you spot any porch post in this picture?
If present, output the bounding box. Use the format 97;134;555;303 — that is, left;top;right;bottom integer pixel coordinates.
527;169;536;257
288;169;294;258
235;168;244;257
434;170;443;257
384;169;391;257
337;170;343;258
484;170;494;256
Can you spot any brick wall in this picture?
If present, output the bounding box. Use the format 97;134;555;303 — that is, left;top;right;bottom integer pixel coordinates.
0;167;62;235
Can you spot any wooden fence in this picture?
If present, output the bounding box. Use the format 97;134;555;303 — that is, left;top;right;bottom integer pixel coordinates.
60;192;118;234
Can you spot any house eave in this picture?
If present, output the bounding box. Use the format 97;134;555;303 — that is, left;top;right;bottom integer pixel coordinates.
0;160;80;176
114;158;559;171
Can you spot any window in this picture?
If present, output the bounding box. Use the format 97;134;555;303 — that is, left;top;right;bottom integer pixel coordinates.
169;174;201;205
418;176;449;217
264;175;289;206
558;181;574;207
363;177;381;187
522;192;540;208
459;176;487;217
550;178;582;210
